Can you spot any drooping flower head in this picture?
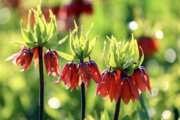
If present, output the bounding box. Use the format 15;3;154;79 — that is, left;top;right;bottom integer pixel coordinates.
96;36;151;104
6;5;65;76
55;22;101;90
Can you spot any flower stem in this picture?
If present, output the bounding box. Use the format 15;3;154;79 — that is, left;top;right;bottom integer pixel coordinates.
113;98;121;120
81;83;86;120
38;46;44;120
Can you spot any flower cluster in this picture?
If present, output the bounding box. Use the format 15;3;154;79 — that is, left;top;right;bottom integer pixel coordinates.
56;60;101;90
96;36;151;104
55;23;101;90
6;6;63;76
6;46;60;76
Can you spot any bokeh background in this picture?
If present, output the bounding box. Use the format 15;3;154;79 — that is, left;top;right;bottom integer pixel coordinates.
0;0;180;120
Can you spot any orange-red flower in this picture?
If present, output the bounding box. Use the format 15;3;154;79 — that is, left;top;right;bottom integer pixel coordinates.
6;46;61;76
55;60;101;90
44;50;61;76
96;67;151;104
132;66;151;93
138;37;159;56
6;46;33;71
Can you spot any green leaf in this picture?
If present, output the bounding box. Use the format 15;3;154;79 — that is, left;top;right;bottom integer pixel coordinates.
135;47;144;69
10;41;26;46
57;51;74;61
138;94;151;120
122;115;131;120
59;35;68;45
101;110;110;120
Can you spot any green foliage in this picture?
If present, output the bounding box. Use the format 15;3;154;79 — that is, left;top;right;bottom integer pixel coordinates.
58;22;98;61
103;35;144;75
13;5;58;49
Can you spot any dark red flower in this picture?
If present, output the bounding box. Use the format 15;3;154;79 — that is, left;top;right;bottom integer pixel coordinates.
58;1;93;31
59;1;93;18
132;66;151;93
6;46;33;71
138;37;159;56
3;0;21;8
96;67;151;104
88;60;102;83
55;60;101;90
44;50;61;76
55;62;80;90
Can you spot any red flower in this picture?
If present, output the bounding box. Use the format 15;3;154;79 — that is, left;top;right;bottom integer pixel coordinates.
138;37;159;56
96;67;151;104
132;66;151;93
44;50;61;76
58;1;93;31
6;46;33;71
55;61;101;90
59;1;93;18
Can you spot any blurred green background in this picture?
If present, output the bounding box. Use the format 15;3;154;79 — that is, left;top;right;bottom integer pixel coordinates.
0;0;180;120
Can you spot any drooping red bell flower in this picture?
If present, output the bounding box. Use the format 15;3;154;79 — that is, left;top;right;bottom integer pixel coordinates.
96;70;117;102
44;50;61;76
6;46;33;71
55;60;101;90
96;67;151;104
138;37;159;56
132;66;151;93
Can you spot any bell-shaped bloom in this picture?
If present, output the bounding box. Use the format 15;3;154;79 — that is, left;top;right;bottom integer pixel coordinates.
96;70;117;102
55;62;80;90
56;60;102;90
138;37;159;56
44;50;61;76
6;46;33;71
132;66;151;93
96;68;151;104
88;60;102;83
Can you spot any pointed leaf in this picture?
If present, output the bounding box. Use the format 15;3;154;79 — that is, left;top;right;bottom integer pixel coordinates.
57;51;74;61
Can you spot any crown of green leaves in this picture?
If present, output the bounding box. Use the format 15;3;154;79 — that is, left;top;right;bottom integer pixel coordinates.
103;35;144;75
58;22;98;61
11;5;66;49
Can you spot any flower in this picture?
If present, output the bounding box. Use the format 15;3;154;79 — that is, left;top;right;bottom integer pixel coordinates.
132;66;151;93
138;37;159;56
6;46;33;71
55;61;101;90
96;67;151;104
6;46;61;76
44;50;61;76
58;1;93;31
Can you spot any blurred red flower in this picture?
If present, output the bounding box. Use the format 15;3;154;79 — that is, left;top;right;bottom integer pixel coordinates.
44;50;61;76
55;60;101;90
138;37;159;56
96;67;151;104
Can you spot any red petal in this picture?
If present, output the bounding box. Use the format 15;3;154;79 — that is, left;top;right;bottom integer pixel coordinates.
79;62;91;88
128;77;139;100
33;47;39;67
70;63;79;90
109;73;116;102
88;60;102;83
121;80;132;104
